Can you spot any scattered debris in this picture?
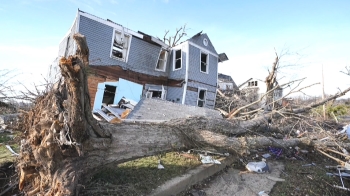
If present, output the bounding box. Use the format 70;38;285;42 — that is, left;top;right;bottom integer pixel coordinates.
157;160;164;169
333;168;350;191
5;145;19;156
268;147;283;158
302;163;316;167
258;190;269;196
262;153;271;159
188;189;206;196
188;149;229;157
266;176;285;182
199;155;221;164
246;161;269;173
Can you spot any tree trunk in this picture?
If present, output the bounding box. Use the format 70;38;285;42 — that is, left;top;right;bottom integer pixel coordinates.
17;34;349;195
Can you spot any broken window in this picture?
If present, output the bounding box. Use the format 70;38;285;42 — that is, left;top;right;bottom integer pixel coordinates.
156;49;168;71
200;52;208;73
102;85;116;105
111;30;130;61
174;49;182;70
145;86;167;100
197;89;207;107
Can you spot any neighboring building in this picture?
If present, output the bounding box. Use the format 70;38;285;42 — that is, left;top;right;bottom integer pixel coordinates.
239;78;283;109
58;10;227;112
217;73;238;92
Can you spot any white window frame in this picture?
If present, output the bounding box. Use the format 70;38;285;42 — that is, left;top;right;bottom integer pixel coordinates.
173;49;182;70
110;29;131;62
197;88;207;107
156;48;168;72
145;86;167;100
200;51;209;74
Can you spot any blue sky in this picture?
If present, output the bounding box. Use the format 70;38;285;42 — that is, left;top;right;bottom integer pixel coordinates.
0;0;349;98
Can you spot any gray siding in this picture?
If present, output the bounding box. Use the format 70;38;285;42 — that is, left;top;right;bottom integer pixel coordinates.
127;98;222;121
188;34;217;55
188;45;218;87
58;20;77;57
166;86;184;103
168;49;186;80
58;36;68;57
128;37;167;76
78;15;167;77
185;81;216;109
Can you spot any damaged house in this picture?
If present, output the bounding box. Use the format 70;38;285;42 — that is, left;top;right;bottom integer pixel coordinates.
58;10;227;117
240;78;283;109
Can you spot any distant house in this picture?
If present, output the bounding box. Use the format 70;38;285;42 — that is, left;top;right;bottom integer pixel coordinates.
217;73;238;92
239;78;283;110
58;10;228;113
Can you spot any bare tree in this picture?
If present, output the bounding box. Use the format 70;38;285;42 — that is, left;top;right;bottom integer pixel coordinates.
0;69;17;101
341;66;350;76
163;24;188;47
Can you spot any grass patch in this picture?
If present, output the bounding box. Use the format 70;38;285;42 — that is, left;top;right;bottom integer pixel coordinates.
0;133;13;143
85;152;202;195
270;149;350;196
312;104;350;118
0;133;19;165
0;144;19;165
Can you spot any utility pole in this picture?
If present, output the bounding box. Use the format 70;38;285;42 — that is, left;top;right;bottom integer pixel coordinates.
322;65;326;120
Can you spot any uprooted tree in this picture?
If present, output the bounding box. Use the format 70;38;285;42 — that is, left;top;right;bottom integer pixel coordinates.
17;33;350;195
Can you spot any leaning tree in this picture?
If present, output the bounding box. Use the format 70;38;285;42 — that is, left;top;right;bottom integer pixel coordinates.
17;34;350;195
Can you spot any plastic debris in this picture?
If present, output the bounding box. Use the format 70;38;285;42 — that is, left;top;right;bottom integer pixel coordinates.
326;172;350;177
5;145;19;156
302;163;316;167
268;147;283;158
199;154;221;164
258;191;269;196
262;153;271;158
157;160;164;169
246;161;269;173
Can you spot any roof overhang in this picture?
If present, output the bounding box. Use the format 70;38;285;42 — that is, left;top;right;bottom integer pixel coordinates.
218;53;228;62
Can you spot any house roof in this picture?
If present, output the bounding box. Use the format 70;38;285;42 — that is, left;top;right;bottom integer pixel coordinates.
218;73;233;82
78;9;169;48
218;73;238;90
187;33;218;55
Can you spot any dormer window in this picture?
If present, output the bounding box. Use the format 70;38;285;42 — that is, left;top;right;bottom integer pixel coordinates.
156;49;168;72
111;29;130;62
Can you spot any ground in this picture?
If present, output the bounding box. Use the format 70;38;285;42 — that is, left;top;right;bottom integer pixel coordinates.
1;139;350;195
1;101;350;195
181;146;350;196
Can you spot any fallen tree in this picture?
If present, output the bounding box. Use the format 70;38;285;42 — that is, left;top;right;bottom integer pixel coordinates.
17;33;350;195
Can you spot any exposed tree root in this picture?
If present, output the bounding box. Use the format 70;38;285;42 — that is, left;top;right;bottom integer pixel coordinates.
16;33;350;195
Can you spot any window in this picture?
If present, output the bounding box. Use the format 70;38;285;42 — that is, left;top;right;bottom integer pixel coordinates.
174;49;182;70
197;89;207;107
156;49;168;71
145;86;167;100
111;30;130;61
248;81;258;87
200;52;208;73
